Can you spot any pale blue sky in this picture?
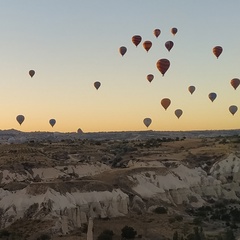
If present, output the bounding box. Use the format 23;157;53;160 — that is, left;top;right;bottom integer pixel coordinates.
0;1;240;132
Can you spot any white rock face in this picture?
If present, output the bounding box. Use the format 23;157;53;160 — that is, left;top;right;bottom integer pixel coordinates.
0;154;240;234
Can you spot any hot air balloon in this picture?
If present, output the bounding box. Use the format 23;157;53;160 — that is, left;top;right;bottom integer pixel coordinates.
156;59;170;76
153;29;161;38
188;86;196;95
213;46;223;59
161;98;171;110
147;74;154;83
77;128;83;134
230;78;240;90
175;109;183;119
171;27;178;35
143;118;152;128
119;46;127;56
49;119;56;127
94;81;101;90
143;41;152;52
229;105;238;115
165;41;174;52
132;35;142;47
29;70;35;78
16;115;25;125
208;92;217;102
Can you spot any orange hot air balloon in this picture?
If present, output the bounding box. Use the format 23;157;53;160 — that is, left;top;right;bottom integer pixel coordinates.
153;29;161;38
94;81;101;90
213;46;223;59
119;46;127;56
229;105;238;115
29;70;35;78
143;41;152;52
161;98;171;110
188;86;196;95
165;41;174;52
230;78;240;90
156;59;170;76
147;74;154;83
208;92;217;102
171;27;178;35
143;118;152;128
132;35;142;47
175;109;183;119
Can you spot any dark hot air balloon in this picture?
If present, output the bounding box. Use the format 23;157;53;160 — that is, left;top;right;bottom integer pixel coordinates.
175;109;183;119
119;46;127;56
147;74;154;83
143;41;152;52
171;27;178;35
16;115;25;125
188;86;196;95
153;29;161;38
143;118;152;128
213;46;223;59
229;105;238;115
230;78;240;90
132;35;142;47
94;81;101;90
165;41;174;52
49;119;56;127
156;59;170;76
29;70;35;78
208;92;217;102
161;98;171;110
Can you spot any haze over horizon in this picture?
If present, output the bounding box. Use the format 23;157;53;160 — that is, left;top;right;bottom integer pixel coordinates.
1;1;240;133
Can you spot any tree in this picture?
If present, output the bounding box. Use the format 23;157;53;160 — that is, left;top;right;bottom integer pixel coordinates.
97;229;114;240
224;229;235;240
173;231;179;240
121;226;137;239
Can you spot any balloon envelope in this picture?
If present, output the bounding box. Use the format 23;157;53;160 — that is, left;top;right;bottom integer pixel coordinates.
16;115;25;125
171;27;178;35
213;46;223;59
147;74;154;83
229;105;238;115
132;35;142;47
143;118;152;128
165;41;174;52
208;92;217;102
230;78;240;90
29;70;35;78
49;119;56;127
153;29;161;38
156;59;170;76
161;98;171;110
188;86;196;95
119;46;127;56
175;109;183;119
94;81;101;90
143;41;152;52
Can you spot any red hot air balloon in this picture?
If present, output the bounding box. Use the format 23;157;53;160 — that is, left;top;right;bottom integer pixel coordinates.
208;92;217;102
132;35;142;47
165;41;174;52
213;46;223;59
161;98;171;110
147;74;154;83
153;29;161;38
188;86;196;95
29;70;35;78
229;105;238;115
171;27;178;35
143;41;152;52
230;78;240;90
175;109;183;119
94;81;101;90
119;46;127;56
156;59;170;76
